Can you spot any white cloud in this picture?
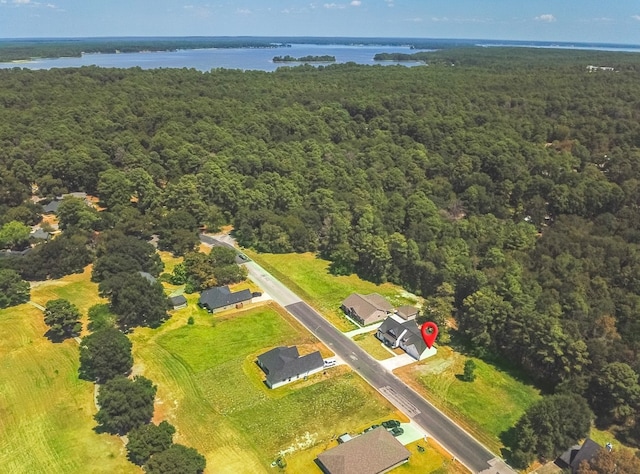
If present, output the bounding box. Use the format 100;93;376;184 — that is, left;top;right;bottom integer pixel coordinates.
632;15;640;21
404;17;422;22
13;0;31;3
535;14;556;22
236;8;251;14
385;0;394;6
350;0;361;6
324;3;346;9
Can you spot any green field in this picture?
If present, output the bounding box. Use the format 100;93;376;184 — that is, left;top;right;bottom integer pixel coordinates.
130;303;403;473
244;251;419;331
0;289;137;473
397;346;541;454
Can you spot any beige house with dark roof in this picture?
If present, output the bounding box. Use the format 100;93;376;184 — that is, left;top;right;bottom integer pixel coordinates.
341;293;393;326
316;427;410;474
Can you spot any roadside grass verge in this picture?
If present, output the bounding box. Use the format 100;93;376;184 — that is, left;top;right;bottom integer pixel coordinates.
396;346;541;454
353;332;393;360
130;303;401;471
243;251;419;332
395;438;469;474
0;302;136;474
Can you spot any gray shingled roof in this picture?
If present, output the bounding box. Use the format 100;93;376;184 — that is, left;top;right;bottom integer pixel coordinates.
257;346;324;386
169;295;187;307
199;286;252;311
316;427;410;474
138;271;157;283
42;198;63;214
378;317;427;354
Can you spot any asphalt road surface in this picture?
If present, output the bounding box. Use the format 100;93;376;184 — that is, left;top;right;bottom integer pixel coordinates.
200;234;515;474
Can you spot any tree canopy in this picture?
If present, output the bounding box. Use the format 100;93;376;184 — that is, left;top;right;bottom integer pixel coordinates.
79;327;133;382
43;298;82;340
126;421;175;466
509;393;593;467
98;272;169;330
94;376;156;435
144;444;206;474
0;269;29;308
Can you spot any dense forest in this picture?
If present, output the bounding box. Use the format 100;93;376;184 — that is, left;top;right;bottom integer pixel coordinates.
2;48;640;449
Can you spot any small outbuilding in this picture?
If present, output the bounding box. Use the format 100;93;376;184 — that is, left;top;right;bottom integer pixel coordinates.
395;305;419;321
169;295;188;310
257;346;324;389
316;427;410;474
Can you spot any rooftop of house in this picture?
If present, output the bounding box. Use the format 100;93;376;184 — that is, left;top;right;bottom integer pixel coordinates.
199;285;252;310
138;271;157;283
316;427;411;474
558;438;602;472
257;346;324;385
169;295;187;306
379;316;427;354
342;293;393;318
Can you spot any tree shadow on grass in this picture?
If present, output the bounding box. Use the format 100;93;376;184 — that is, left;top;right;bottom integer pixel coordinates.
499;426;518;466
44;329;74;343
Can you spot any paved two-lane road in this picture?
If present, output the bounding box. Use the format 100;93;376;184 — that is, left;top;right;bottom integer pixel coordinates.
200;234;514;473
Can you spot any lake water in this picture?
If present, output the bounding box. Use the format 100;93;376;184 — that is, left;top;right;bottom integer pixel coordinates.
0;44;426;72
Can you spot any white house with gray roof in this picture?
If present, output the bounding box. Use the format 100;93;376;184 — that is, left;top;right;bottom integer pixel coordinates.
376;315;433;360
256;346;324;389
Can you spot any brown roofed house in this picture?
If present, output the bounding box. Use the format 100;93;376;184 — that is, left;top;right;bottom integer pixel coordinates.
341;293;393;326
316;427;410;474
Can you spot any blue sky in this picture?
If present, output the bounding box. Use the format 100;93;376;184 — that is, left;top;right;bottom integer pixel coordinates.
1;0;639;43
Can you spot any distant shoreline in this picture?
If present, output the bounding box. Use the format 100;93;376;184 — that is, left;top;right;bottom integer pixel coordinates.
1;36;639;63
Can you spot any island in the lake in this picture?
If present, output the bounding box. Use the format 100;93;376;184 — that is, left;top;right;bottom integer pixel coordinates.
373;52;431;62
273;54;336;63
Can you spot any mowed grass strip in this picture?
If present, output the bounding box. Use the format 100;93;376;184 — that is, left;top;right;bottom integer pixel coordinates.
0;303;137;474
353;332;394;360
244;251;419;331
397;346;541;453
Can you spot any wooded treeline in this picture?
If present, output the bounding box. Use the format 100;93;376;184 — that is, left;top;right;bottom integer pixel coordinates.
1;49;640;442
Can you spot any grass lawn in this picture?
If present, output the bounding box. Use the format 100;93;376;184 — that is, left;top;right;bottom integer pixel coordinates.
0;301;137;474
353;332;393;360
30;265;106;330
130;302;409;473
244;251;420;332
396;346;541;454
395;438;469;474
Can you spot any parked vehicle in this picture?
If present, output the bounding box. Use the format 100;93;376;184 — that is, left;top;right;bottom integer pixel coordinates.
390;427;404;437
381;420;401;429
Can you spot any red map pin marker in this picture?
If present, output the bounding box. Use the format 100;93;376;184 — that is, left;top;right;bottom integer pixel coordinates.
421;322;438;349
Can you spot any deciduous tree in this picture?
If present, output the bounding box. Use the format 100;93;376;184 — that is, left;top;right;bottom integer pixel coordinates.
43;298;82;340
126;421;175;465
144;444;206;474
79;327;133;382
94;376;156;435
